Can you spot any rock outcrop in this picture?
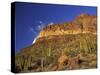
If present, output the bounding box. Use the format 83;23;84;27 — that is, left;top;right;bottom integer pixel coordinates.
38;14;97;38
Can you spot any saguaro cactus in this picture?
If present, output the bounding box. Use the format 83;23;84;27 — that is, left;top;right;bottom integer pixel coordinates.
48;47;51;56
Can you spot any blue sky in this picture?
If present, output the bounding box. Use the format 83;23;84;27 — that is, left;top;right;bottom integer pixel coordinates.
15;2;97;52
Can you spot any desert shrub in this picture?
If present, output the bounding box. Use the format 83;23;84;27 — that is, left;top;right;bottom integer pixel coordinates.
65;49;80;57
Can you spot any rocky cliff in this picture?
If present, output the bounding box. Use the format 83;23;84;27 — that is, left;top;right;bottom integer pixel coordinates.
38;14;97;38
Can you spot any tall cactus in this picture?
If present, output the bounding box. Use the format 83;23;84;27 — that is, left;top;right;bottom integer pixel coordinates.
48;47;51;56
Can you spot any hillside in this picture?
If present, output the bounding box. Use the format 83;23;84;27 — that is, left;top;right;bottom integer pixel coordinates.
15;14;97;73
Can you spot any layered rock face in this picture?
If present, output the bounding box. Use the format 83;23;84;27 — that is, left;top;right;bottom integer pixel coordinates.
38;14;97;38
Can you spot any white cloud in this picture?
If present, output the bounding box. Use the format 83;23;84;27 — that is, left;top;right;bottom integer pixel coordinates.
37;25;42;30
48;22;54;25
32;36;38;44
37;21;45;30
32;38;37;44
39;21;43;24
29;27;37;35
37;22;54;31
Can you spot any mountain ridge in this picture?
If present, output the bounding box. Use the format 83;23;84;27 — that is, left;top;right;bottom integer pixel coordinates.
38;14;97;38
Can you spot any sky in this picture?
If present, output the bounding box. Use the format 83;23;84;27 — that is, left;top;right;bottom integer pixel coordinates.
15;2;97;52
